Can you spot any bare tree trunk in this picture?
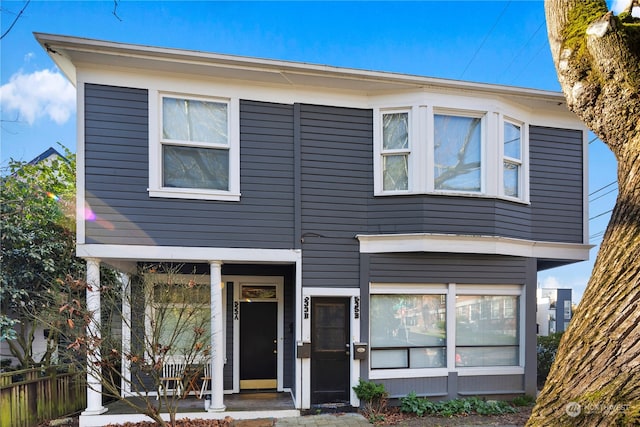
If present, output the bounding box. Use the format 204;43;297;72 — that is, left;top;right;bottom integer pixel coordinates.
529;1;640;425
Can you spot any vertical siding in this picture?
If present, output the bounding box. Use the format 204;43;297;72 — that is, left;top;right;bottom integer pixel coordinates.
529;125;584;243
84;85;295;248
299;104;372;288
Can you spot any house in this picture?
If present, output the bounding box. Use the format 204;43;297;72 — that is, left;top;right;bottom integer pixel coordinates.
536;288;573;336
36;33;591;425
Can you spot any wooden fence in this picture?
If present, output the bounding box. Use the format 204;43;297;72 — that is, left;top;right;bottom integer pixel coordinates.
0;366;86;427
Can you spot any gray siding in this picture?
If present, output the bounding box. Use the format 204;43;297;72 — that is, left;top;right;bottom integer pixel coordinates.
530;126;584;243
368;253;529;284
84;85;583;251
299;104;372;288
84;84;295;249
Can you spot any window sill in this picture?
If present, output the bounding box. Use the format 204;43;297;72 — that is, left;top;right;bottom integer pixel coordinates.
456;366;524;376
148;188;241;202
373;191;530;205
369;367;449;379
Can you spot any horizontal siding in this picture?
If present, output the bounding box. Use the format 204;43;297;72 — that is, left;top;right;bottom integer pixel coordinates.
458;375;524;394
378;377;448;398
300;104;372;288
529;126;584;243
84;84;295;248
369;253;529;284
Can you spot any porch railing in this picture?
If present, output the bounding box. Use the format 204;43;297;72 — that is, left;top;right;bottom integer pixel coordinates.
0;366;86;427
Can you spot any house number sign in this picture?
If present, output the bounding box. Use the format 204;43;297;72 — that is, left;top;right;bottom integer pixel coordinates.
303;297;310;319
354;297;360;319
234;301;239;320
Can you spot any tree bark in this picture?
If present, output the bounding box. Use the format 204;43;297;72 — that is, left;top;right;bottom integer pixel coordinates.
528;1;640;425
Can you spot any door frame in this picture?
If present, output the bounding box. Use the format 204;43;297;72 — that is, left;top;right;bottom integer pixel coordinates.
228;275;284;393
300;288;361;409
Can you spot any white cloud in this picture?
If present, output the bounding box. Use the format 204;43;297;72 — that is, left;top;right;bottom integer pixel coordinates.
0;69;76;125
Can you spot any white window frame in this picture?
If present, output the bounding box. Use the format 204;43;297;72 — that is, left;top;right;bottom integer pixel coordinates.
500;116;529;202
144;273;221;361
368;283;524;380
148;91;240;201
374;107;417;194
432;108;486;195
373;105;529;204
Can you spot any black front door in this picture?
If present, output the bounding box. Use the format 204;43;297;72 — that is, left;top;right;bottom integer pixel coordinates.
311;297;350;404
240;301;277;389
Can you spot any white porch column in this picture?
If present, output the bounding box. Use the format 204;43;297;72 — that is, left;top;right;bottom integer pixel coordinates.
208;261;226;412
120;272;132;396
82;258;107;415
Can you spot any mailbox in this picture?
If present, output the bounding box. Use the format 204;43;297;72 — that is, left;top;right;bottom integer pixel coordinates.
353;342;368;360
297;341;311;359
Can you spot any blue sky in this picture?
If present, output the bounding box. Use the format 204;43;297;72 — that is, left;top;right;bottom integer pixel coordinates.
1;0;632;302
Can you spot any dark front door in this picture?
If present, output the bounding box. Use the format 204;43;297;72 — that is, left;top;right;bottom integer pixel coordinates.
240;301;277;389
311;297;350;404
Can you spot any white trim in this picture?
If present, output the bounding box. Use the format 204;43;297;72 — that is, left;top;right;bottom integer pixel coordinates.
368;282;525;379
37;33;582;129
582;130;590;245
76;81;86;244
76;244;300;263
356;233;592;260
456;366;525;377
228;275;285;393
148;92;240;201
120;273;131;396
300;288;360;409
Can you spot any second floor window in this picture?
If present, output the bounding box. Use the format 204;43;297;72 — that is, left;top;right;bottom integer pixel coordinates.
150;92;240;201
374;106;529;203
162;96;230;191
382;111;410;192
434;113;482;193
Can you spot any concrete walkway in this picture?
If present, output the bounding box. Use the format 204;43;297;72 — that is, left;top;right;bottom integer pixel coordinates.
275;413;370;426
230;414;371;427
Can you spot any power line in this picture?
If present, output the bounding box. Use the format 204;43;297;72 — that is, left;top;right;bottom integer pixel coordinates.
589;180;617;197
590;187;618;203
460;1;512;79
589;209;613;221
498;20;545;83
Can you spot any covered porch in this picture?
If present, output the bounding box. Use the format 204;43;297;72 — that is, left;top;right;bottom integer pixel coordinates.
76;245;302;427
80;392;298;427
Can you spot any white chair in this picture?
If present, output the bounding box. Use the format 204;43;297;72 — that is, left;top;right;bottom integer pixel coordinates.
198;362;211;399
157;360;185;399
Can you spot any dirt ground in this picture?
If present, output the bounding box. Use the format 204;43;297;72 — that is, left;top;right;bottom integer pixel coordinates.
43;406;532;426
377;406;532;426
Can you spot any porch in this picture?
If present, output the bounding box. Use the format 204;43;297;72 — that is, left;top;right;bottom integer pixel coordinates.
80;392;299;427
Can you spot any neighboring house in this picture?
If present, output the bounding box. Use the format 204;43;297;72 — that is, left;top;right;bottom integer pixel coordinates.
37;33;591;425
536;288;573;336
0;147;66;369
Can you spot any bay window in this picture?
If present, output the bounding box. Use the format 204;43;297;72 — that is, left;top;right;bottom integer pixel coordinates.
374;105;528;202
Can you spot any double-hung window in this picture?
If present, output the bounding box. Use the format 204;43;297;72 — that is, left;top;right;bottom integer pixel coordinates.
374;104;528;202
381;110;411;192
503;120;523;198
150;93;240;201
